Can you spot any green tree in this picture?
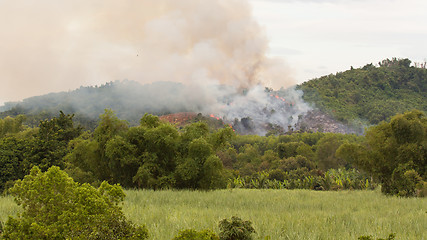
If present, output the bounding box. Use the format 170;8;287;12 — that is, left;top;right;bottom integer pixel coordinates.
208;126;235;151
0;136;33;192
105;135;139;187
29;111;83;170
199;155;227;189
315;134;345;171
66;110;128;184
347;110;426;196
139;113;161;128
0;115;26;138
94;109;128;151
0;112;82;192
2;166;148;239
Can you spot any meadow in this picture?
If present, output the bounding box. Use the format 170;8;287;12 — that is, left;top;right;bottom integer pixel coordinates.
1;189;426;240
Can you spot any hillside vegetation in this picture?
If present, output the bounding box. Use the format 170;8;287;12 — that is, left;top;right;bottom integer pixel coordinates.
298;58;427;125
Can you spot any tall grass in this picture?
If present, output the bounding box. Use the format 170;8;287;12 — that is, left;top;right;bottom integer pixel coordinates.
0;195;20;223
1;189;426;239
123;189;426;240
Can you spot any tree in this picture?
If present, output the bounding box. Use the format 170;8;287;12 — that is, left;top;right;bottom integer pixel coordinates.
199;155;227;190
0;136;33;192
139;113;161;128
0;112;82;192
66;110;128;184
2;166;148;239
94;109;128;150
0;115;26;138
344;110;426;196
29;111;83;170
105;135;139;187
315;134;345;171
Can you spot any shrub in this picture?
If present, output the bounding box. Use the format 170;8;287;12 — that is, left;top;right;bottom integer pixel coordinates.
173;229;219;240
2;166;148;239
390;165;423;197
218;216;255;240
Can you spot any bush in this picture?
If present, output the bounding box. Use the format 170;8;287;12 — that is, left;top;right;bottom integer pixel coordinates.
218;216;255;240
2;166;148;239
390;165;424;197
173;229;219;240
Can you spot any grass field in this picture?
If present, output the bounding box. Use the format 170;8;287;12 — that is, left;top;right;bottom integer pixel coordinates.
1;189;426;239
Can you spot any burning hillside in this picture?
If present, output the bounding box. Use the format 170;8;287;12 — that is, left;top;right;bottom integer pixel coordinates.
159;112;198;126
0;0;316;135
156;84;312;135
204;85;311;135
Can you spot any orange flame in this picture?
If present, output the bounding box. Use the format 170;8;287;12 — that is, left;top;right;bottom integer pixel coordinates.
210;114;221;120
270;94;294;106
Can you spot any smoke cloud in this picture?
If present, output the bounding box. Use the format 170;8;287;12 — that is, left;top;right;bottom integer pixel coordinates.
0;0;293;101
1;0;310;134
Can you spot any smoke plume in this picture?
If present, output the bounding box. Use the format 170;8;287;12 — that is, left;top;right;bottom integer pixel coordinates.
0;0;310;135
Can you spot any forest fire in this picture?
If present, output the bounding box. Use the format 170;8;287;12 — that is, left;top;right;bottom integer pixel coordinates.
159;112;197;126
269;94;295;106
209;114;221;121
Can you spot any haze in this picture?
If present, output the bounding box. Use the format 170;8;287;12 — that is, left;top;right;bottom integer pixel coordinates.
0;0;292;105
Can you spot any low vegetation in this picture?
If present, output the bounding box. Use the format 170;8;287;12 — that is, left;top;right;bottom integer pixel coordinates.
1;186;426;239
1;166;148;239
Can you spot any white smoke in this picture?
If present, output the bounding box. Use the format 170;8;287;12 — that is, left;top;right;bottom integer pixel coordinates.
0;0;311;134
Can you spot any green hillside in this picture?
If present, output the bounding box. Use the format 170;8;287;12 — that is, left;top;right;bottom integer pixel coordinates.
297;58;427;125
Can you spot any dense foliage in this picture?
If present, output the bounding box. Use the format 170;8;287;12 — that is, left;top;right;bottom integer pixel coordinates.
298;58;427;125
337;110;426;197
1;109;425;197
2;166;148;239
0;112;82;192
64;110;232;190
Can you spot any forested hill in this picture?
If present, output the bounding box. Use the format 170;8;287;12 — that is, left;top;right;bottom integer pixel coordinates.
0;81;200;128
297;58;427;125
1;58;426;130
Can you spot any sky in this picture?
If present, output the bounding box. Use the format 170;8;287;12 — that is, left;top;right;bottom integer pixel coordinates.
250;0;427;82
0;0;426;106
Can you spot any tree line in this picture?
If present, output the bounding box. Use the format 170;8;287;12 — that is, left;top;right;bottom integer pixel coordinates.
1;109;426;196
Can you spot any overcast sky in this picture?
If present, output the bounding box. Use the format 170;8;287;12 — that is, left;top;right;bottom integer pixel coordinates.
250;0;427;82
0;0;426;106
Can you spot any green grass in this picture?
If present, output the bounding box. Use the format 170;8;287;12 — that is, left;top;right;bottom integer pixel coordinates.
1;189;426;239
